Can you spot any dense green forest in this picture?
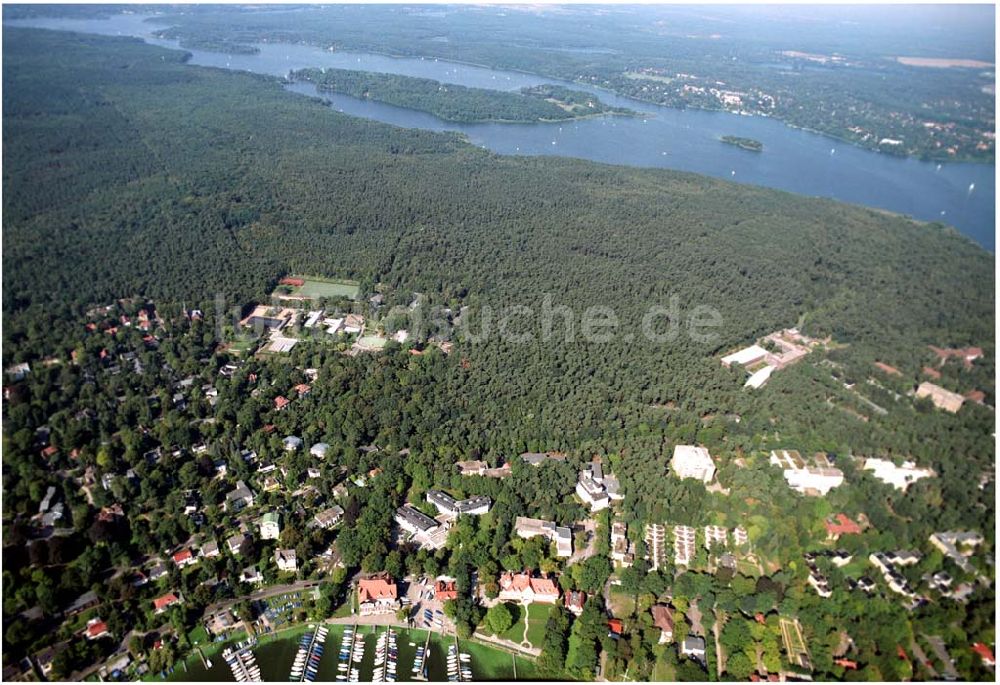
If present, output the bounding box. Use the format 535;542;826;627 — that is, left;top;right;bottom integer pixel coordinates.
19;3;988;162
291;67;634;122
2;28;995;682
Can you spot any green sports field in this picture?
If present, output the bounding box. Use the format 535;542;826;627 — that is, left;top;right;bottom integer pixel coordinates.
283;276;360;300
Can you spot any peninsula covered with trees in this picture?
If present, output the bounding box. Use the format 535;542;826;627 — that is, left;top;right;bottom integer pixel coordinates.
290;67;636;123
2;26;995;683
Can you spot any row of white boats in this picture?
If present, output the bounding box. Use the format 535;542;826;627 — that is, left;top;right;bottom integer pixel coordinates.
289;625;328;682
372;627;399;682
222;644;261;682
446;644;473;682
334;625;365;682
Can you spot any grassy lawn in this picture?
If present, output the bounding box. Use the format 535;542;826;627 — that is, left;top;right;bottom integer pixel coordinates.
495;603;526;643
286;275;360;300
462;638;538;680
524;603;550;648
186;624;209;646
607;588;637;618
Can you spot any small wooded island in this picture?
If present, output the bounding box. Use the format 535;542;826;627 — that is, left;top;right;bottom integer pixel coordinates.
721;135;764;152
290;67;637;122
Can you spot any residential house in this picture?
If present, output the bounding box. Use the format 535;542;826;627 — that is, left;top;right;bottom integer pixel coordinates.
201;539;220;558
651;605;674;644
260;512;281;540
514;516;572;558
310;443;329;459
84;617;110;641
274;395;291;411
497;572;561;604
455;460;488;476
671;445;716;483
971;643;995;668
611;521;634;566
930;531;983;574
149;563;168;581
283;435;303;452
274;548;298;573
227;532;250;556
225;480;255;512
312;505;345;529
241;567;264;585
564;590;586;616
519;452;566;467
681;635;706;660
153;593;181;614
172;549;197;569
575;459;623;511
358;574;400;616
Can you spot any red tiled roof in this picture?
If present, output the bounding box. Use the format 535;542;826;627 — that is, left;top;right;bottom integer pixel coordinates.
965;389;986;404
874;361;902;376
434;580;458;601
153;593;179;610
172;549;193;565
972;643;995;664
294;383;311;395
274;396;291;410
359;577;397;603
41;445;58;458
607;618;623;635
834;658;858;670
86;621;108;639
565;590;587;611
825;513;863;537
922;366;942;379
279;277;305;287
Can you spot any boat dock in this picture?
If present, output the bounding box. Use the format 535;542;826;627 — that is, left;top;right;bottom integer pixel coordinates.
289;624;327;682
222;643;261;682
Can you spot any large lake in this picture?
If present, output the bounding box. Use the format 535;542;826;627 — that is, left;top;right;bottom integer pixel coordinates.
7;13;996;250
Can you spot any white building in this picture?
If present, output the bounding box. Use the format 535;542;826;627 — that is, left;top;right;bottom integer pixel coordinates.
673;525;697;566
425;490;492;518
721;344;769;368
703;525;728;550
259;512;281;540
515;516;572;557
395;505;439;536
770;450;844;496
671;445;716;483
744;365;775;389
863;458;934;491
274;548;297;573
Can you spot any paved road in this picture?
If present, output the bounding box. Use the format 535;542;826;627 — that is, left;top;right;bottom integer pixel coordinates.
924;634;959;680
202;580;321;615
567;518;597;566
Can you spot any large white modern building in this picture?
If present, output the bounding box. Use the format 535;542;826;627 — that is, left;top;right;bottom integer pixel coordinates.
863;458;934;491
671;445;716;484
769;450;844;496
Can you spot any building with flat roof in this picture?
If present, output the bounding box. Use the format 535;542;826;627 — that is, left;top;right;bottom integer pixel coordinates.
916;382;966;413
515;516;572;557
863;458;934;491
671;445;716;483
395;505;439;536
770;450;844;496
673;525;697;566
425;489;492;518
721;344;769;368
645;523;668;571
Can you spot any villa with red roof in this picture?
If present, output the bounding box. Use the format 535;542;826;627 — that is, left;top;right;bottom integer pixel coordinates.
358;574;400;616
84;618;110;640
172;549;197;568
497;572;560;604
434;580;458;602
972;643;995;667
825;513;864;540
274;395;291;411
153;593;181;614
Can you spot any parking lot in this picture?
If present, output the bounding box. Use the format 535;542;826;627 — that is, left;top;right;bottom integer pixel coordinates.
401;576;454;633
